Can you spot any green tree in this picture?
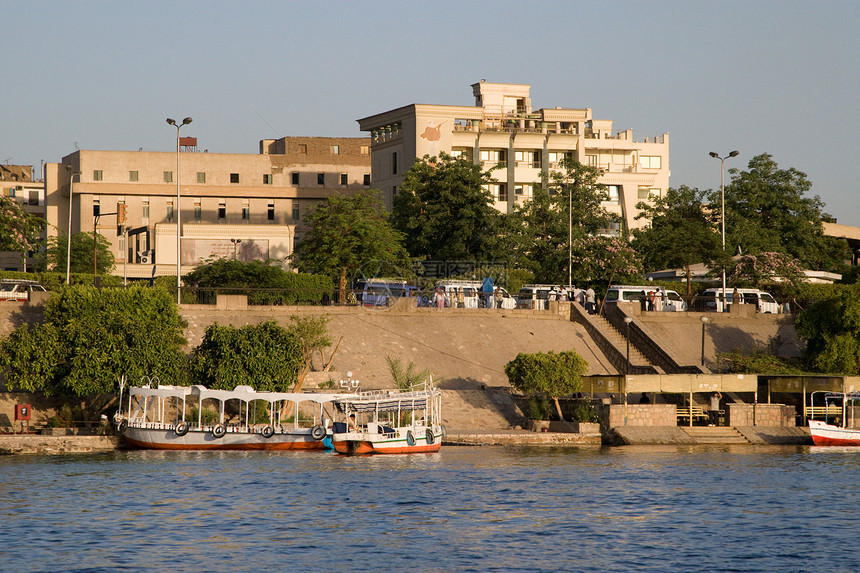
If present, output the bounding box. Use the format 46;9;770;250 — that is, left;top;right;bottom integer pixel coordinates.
393;153;504;260
289;314;333;392
507;158;618;284
719;153;848;271
293;190;411;301
504;350;588;420
0;285;188;397
632;186;724;296
795;285;860;375
0;196;44;254
184;258;333;304
38;232;115;275
189;321;304;392
728;252;805;291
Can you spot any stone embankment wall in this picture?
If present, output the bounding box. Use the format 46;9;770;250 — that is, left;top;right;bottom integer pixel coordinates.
603;404;676;427
727;403;796;427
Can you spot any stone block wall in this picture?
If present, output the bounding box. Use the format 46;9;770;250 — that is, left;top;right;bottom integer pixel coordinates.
604;403;676;427
726;403;796;427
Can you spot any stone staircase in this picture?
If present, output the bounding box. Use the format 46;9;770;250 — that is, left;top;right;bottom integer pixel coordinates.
681;426;750;444
569;303;660;374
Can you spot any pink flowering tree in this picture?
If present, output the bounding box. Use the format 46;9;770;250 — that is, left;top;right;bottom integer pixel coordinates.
728;252;805;290
0;196;44;254
572;235;643;286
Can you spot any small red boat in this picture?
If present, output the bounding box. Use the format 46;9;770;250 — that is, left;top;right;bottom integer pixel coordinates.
807;391;860;446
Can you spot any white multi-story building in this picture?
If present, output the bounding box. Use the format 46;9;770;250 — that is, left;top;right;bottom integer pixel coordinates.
44;137;371;279
0;164;45;271
357;80;670;235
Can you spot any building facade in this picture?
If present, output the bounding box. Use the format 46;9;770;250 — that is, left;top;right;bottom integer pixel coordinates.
44;137;370;279
357;81;670;234
0;164;45;271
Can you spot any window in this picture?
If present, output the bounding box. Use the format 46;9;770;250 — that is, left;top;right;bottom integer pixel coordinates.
28;190;39;206
129;170;138;182
360;145;369;155
268;201;275;222
548;152;570;168
197;172;206;183
604;185;621;204
230;173;240;184
218;200;226;221
93;197;100;217
242;200;250;221
638;187;661;200
297;143;308;154
291;172;299;185
263;174;273;185
166;200;174;222
194;198;201;221
317;173;325;185
451;148;472;160
292;202;299;221
586;155;597;167
514;150;540;168
164;171;173;183
484;184;507;202
340;173;348;186
330;145;340;155
392;185;398;197
142;199;150;219
392;152;398;175
514;184;532;199
93;170;103;181
640;156;662;169
363;173;371;186
499;183;508;202
479;149;505;165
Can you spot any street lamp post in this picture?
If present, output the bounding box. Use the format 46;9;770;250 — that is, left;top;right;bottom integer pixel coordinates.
167;117;192;305
709;150;739;312
700;315;709;366
65;165;80;285
231;238;242;260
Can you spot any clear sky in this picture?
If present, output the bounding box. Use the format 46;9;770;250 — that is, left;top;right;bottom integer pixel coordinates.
3;1;859;225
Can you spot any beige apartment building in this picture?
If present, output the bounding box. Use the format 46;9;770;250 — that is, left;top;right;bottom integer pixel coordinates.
1;164;45;271
357;80;670;235
44;137;371;279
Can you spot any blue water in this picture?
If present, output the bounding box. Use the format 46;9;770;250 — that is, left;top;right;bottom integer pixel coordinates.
1;445;858;572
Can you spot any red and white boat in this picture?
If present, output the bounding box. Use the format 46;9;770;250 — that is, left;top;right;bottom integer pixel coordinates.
808;391;860;446
114;379;342;451
330;381;444;455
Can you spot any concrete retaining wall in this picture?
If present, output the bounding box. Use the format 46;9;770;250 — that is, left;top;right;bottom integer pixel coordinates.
604;403;676;427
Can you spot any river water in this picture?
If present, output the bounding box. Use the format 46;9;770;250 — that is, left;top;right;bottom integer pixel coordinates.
1;445;858;572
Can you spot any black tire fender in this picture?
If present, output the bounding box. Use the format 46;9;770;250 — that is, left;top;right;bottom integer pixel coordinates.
261;425;275;439
212;424;227;438
406;430;415;446
174;422;189;437
425;429;435;444
117;419;128;434
311;425;326;440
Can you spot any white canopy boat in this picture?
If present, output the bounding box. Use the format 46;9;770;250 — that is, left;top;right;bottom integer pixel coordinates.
808;391;860;446
113;378;344;451
330;379;444;455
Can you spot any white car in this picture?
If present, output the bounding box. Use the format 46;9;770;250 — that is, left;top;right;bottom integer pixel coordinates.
0;280;47;302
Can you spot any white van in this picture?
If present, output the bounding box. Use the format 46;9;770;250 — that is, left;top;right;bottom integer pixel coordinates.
604;285;687;312
436;280;516;309
517;284;561;310
700;288;780;314
359;279;419;307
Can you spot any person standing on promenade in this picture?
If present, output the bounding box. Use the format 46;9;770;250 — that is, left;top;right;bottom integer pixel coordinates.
708;391;722;426
585;287;596;314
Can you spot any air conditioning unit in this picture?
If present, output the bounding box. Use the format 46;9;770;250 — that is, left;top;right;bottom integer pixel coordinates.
140;255;151;264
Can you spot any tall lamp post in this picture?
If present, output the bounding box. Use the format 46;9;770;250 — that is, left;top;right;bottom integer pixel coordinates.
167;117;192;304
65;165;81;285
708;150;739;311
623;316;633;375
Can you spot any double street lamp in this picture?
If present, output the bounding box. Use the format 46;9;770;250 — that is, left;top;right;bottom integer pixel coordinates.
709;150;739;311
167;117;192;304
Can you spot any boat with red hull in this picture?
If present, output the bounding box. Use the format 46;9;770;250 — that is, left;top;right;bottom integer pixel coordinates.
330;381;444;455
808;391;860;446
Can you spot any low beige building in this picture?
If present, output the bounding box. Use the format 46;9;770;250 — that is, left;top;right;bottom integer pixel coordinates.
0;164;45;272
357;80;670;235
44;136;371;279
